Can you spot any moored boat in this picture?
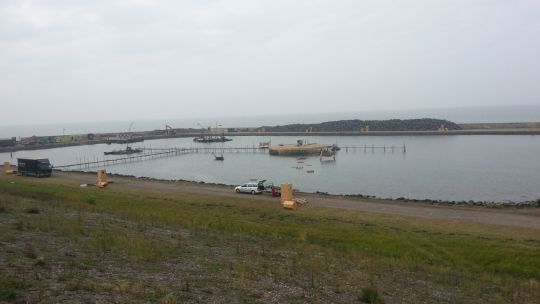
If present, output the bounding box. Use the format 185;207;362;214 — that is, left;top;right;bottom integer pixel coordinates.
104;146;143;155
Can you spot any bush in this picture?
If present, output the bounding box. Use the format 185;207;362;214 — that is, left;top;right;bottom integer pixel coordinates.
359;287;383;303
24;208;40;214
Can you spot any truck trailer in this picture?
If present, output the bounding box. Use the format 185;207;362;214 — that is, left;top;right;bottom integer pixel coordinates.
17;158;52;177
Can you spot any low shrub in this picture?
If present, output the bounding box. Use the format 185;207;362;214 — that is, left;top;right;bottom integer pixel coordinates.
24;208;40;214
359;287;383;303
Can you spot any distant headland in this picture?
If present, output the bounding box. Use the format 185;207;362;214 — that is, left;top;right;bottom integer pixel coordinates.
260;118;461;132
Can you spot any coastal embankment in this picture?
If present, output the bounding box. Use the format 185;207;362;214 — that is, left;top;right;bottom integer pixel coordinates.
0;171;539;303
21;171;540;228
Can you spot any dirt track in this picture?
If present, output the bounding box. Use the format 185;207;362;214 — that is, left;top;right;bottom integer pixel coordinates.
53;171;540;230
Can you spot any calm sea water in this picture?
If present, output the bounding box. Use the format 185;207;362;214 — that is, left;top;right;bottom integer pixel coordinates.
2;135;539;203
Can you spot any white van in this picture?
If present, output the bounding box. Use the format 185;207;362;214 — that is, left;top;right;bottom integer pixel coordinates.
234;182;262;194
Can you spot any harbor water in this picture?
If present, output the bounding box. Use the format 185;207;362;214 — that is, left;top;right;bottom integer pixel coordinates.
1;135;539;203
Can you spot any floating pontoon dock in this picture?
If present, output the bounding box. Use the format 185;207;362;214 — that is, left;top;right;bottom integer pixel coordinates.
269;143;332;156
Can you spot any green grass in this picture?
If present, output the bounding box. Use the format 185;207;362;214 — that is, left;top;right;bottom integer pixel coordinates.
0;175;539;303
2;180;538;279
0;277;27;301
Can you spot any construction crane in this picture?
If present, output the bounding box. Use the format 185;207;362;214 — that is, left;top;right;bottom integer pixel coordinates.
165;124;175;136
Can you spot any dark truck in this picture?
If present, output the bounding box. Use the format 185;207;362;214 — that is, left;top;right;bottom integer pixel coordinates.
17;158;52;177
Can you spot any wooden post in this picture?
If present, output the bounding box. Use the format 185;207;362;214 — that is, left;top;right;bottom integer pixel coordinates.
280;183;296;209
3;162;14;175
97;170;108;188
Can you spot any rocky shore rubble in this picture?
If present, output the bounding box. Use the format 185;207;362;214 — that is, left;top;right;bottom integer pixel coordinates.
342;193;540;208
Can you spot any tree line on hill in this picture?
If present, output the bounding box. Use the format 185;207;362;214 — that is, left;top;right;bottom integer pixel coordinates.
260;118;461;132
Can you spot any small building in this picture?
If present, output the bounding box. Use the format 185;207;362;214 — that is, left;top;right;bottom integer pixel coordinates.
21;136;55;146
0;137;16;147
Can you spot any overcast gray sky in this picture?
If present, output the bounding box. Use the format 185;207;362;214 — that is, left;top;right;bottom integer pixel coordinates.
1;0;539;126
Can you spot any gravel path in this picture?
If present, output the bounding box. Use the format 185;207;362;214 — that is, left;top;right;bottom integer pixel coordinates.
54;171;540;230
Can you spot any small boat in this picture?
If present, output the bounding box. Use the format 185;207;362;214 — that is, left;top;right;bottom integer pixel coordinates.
259;141;270;149
194;124;232;143
193;135;232;143
104;146;142;155
212;152;224;161
320;148;336;161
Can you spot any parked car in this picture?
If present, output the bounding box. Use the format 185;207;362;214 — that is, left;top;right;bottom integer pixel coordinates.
235;182;262;194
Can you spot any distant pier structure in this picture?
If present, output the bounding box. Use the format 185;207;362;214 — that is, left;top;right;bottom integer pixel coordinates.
54;142;406;171
269;139;332;156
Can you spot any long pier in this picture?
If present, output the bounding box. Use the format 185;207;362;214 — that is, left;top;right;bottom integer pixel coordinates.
54;144;406;171
141;144;406;153
142;147;268;153
54;148;186;171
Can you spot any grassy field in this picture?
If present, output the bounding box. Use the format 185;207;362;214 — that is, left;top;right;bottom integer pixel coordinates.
0;175;539;303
